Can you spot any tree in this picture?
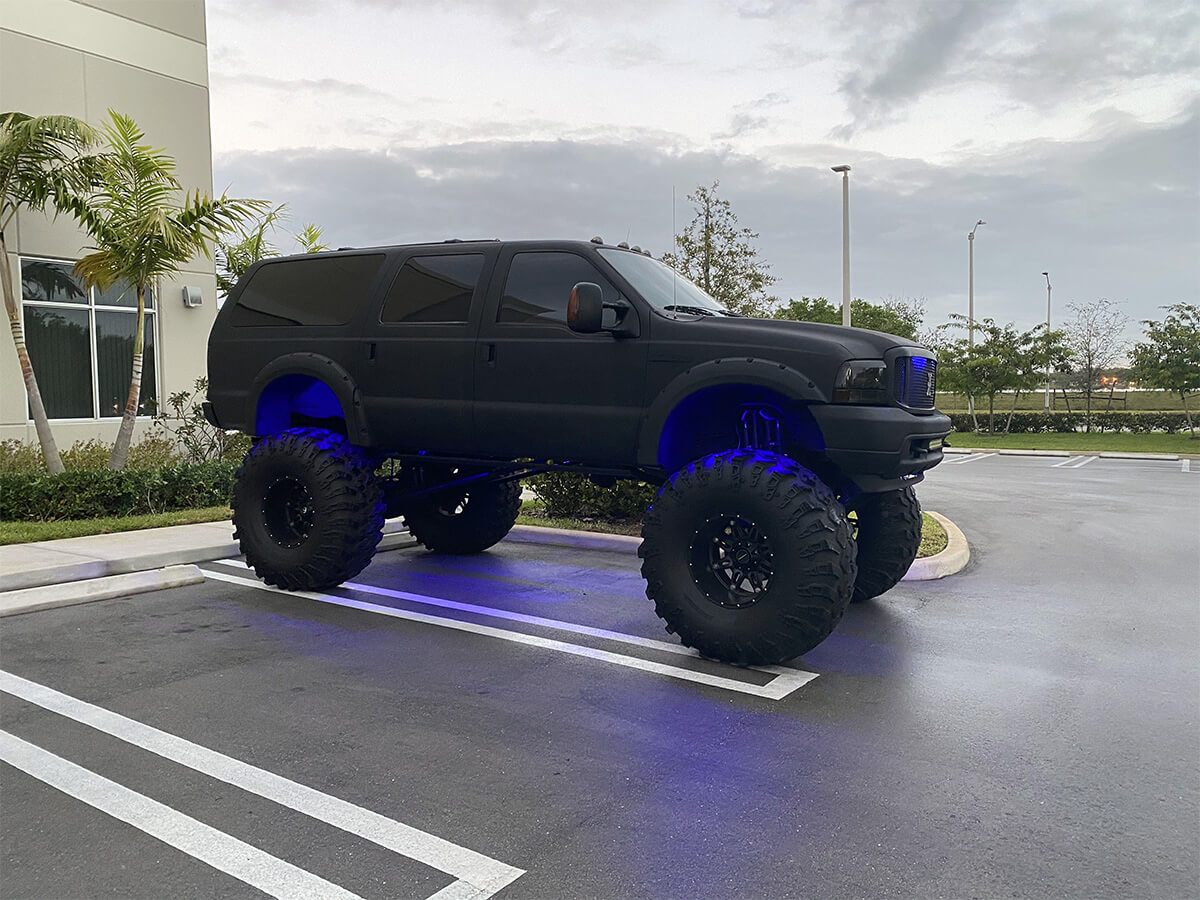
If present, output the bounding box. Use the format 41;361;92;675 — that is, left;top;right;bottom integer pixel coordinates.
0;112;98;474
775;295;924;340
661;181;776;317
936;316;1022;433
216;205;330;300
62;111;264;469
1004;323;1072;432
1063;298;1129;432
1131;302;1200;437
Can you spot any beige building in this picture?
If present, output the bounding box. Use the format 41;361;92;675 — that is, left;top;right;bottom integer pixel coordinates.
0;0;216;446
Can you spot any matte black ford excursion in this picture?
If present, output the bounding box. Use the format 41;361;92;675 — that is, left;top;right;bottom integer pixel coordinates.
206;238;951;664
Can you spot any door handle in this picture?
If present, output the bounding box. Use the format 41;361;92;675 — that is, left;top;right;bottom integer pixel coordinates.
367;342;377;361
483;343;496;366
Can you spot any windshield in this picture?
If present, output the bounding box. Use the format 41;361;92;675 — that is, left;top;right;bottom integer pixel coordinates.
597;249;736;316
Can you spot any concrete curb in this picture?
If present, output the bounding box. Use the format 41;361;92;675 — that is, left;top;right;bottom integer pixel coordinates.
2;520;414;592
505;523;642;553
0;565;205;617
903;511;969;581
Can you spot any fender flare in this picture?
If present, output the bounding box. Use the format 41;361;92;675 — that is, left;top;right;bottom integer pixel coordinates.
247;352;372;445
636;357;826;467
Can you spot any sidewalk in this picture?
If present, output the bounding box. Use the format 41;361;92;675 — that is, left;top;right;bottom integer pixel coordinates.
0;519;413;592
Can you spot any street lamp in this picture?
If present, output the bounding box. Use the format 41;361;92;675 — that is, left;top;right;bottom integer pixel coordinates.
967;220;985;347
967;219;985;417
1042;271;1052;411
832;165;851;327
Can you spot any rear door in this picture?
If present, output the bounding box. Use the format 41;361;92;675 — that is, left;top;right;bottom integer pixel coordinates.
473;247;647;462
358;247;496;453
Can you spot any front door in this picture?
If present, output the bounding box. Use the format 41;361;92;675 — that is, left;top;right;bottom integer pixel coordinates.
473;248;647;463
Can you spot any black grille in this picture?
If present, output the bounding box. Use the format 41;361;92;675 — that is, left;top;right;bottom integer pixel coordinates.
895;357;937;408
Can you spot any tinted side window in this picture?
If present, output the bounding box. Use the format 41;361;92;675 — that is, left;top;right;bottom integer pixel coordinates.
230;254;384;327
381;254;484;324
498;252;618;325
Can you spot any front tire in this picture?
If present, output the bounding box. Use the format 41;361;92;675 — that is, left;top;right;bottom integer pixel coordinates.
233;428;383;590
639;451;857;666
850;487;922;602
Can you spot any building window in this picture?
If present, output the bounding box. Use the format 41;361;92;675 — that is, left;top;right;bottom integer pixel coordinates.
20;258;158;420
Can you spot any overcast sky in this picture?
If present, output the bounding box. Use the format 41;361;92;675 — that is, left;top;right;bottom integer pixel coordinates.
206;0;1199;338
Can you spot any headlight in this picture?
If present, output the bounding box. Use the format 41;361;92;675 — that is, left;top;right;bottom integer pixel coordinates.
833;360;888;404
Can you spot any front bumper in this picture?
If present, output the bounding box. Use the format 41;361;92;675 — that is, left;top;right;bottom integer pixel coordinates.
810;404;951;490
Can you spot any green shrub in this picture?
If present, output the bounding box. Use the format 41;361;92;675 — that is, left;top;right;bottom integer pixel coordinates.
61;439;112;471
949;411;1190;434
126;435;180;469
0;460;237;521
0;440;43;475
528;473;657;520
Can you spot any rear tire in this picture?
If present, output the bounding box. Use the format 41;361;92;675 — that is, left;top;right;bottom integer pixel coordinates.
850;486;922;602
638;451;857;666
404;478;522;554
233;428;383;591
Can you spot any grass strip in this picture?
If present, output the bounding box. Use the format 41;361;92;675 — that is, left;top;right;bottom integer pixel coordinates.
0;506;232;546
948;431;1197;453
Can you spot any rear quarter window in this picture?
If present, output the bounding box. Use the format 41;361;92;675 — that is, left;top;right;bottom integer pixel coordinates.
229;254;385;326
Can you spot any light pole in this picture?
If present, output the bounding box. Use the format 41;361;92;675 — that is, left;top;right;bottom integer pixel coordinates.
832;165;851;327
967;219;985;416
967;220;985;346
1042;271;1052;411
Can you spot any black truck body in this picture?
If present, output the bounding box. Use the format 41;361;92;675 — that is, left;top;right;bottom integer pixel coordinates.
206;238;950;665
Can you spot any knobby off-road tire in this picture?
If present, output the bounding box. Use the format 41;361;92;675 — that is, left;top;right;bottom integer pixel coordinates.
404;478;522;554
850;486;922;603
638;450;857;666
233;428;384;591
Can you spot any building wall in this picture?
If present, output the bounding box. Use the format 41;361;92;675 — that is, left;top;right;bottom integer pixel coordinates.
0;0;216;447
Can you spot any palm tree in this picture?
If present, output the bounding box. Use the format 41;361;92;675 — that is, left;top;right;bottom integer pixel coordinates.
215;206;331;300
0;112;98;474
62;111;265;469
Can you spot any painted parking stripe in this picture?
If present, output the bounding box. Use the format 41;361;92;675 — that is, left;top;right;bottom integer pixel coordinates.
948;452;997;464
0;730;363;900
1184;459;1191;473
213;558;818;684
203;568;816;701
0;670;523;899
1054;455;1097;469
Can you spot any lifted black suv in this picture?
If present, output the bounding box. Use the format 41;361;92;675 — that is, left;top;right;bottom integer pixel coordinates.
206;238;950;665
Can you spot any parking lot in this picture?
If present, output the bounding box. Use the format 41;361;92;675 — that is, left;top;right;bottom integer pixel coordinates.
3;454;1198;899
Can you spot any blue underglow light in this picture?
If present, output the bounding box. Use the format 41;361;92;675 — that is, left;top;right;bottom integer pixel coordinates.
256;374;343;435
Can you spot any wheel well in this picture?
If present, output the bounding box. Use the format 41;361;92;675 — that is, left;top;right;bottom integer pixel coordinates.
656;384;827;474
255;374;347;437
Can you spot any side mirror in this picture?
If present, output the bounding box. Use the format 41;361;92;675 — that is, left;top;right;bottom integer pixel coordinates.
567;282;604;333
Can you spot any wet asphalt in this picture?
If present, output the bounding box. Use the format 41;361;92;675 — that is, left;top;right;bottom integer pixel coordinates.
2;454;1197;899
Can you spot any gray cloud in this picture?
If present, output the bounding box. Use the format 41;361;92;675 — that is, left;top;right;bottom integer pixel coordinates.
214;104;1198;339
830;0;1199;134
210;72;404;104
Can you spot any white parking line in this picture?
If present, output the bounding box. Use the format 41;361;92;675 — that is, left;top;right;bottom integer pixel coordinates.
1184;459;1191;473
203;568;817;701
948;452;997;465
0;670;523;900
213;558;816;684
1051;455;1091;468
1052;455;1097;469
0;730;363;900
